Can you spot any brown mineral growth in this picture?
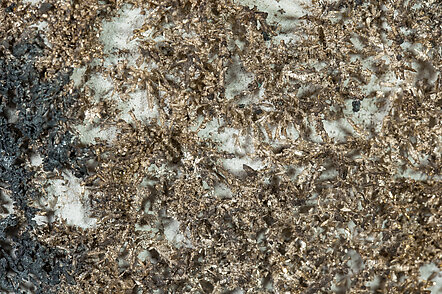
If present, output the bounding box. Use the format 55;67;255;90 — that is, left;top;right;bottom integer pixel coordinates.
0;0;440;293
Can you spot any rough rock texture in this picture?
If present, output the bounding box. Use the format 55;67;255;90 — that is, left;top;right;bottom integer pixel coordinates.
1;0;441;293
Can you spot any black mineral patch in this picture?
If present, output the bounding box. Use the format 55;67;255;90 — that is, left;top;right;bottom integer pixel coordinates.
262;31;271;41
0;35;91;292
39;3;54;14
0;216;74;294
352;99;361;112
